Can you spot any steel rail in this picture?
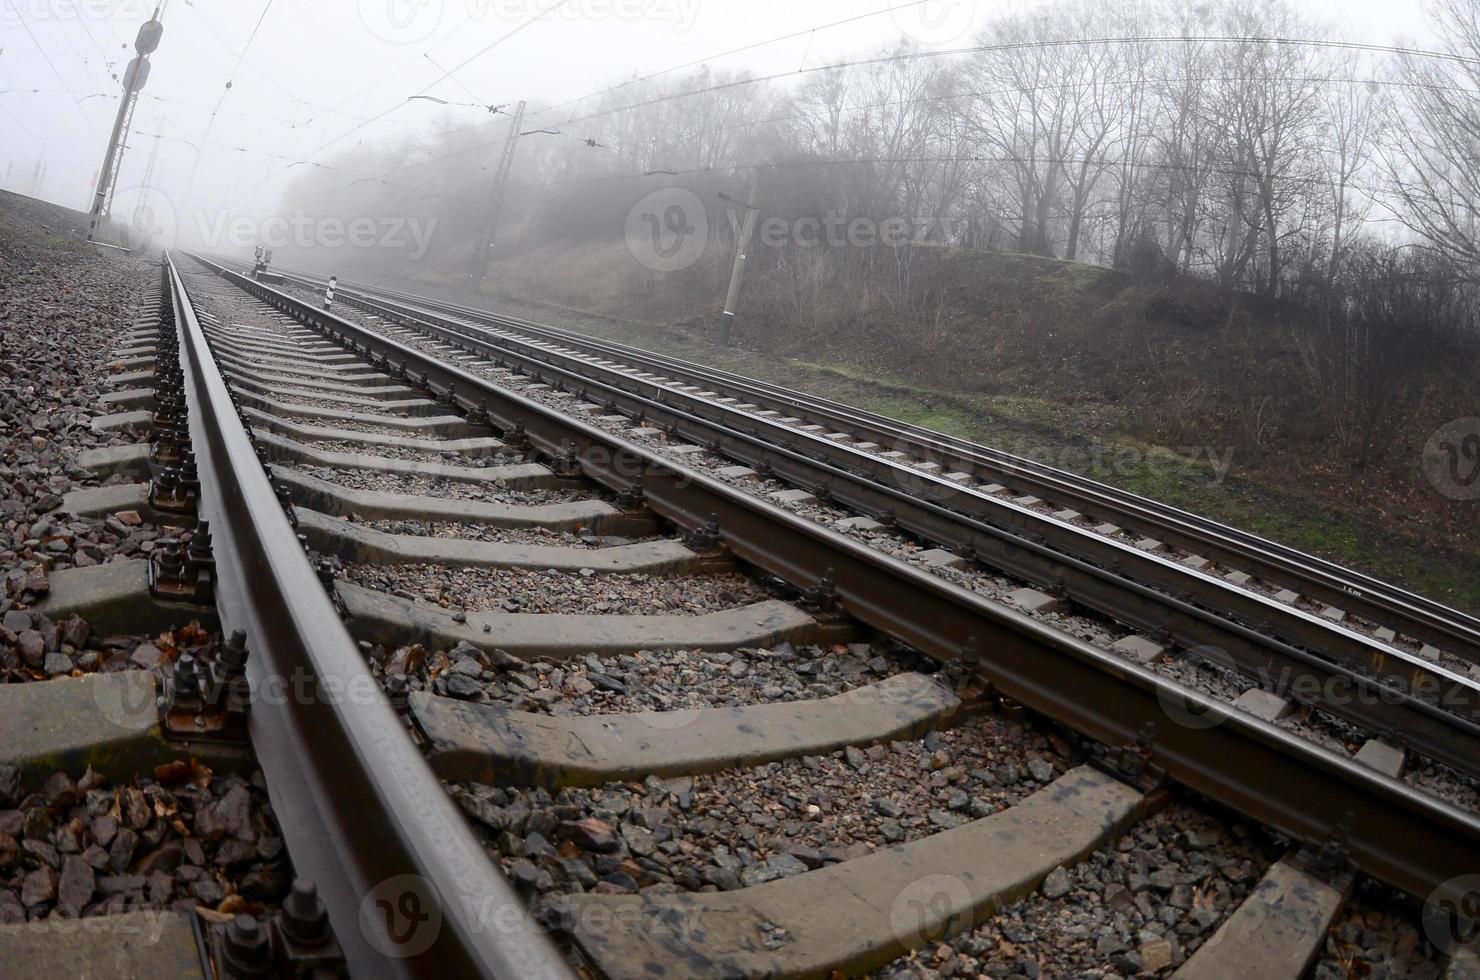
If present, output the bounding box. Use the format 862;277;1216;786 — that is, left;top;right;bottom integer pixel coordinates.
282;269;1480;664
165;253;574;979
230;265;1480;782
191;252;1480;908
276;271;1480;685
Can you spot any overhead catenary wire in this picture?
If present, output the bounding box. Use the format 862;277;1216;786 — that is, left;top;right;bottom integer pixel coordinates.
528;0;969;124
2;0;101;139
257;0;576;189
196;0;276;148
245;0;965;187
177;0;371;125
320;30;1470;192
199;24;1480;218
553;34;1480;132
329;62;1418;191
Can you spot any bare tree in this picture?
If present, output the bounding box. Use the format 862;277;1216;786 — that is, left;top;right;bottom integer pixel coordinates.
1385;0;1480;275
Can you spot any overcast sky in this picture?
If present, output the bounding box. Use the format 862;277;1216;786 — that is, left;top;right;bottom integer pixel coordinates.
0;0;1441;234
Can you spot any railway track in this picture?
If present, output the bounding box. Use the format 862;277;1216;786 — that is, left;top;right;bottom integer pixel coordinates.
275;269;1480;664
6;249;1479;977
252;265;1480;782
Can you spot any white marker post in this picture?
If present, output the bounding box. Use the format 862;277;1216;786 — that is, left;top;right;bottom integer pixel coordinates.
324;276;337;310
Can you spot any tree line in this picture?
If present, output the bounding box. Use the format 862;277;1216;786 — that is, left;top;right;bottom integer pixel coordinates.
279;0;1480;471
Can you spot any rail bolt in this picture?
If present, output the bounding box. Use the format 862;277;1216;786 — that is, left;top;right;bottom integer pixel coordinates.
222;915;272;977
281;878;330;947
171;653;204;714
220;629;249;673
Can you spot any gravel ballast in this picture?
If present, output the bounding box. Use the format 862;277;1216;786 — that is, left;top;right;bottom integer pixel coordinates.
0;192;179;683
338;560;772;615
296;464;584;504
372;637;927;713
451;713;1068;906
0;762;289;923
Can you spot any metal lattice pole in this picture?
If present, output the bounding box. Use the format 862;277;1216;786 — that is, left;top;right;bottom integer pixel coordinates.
86;9;163;245
468;100;526;282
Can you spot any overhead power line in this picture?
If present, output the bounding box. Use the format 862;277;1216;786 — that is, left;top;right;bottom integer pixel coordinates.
214;25;1480;210
243;0;944;189
526;0;965;123
554;34;1480;131
326;61;1416;191
246;0;576;195
3;0;100;139
197;0;276;148
334;30;1476;190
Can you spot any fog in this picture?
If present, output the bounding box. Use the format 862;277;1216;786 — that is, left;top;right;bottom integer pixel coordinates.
0;0;1437;261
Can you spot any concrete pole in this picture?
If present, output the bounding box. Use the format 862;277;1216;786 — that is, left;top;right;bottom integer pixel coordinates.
719;168;761;347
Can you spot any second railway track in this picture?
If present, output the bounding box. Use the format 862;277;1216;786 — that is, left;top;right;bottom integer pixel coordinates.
246;264;1480;783
24;248;1480;977
273;268;1480;665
